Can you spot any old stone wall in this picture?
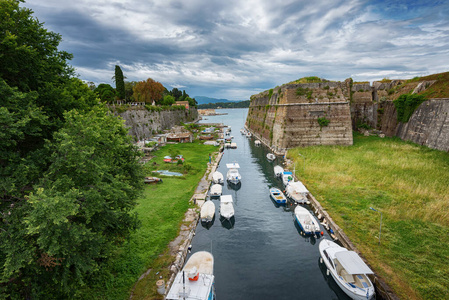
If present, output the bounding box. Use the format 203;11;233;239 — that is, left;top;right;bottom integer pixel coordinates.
396;99;449;151
247;81;353;151
114;107;198;140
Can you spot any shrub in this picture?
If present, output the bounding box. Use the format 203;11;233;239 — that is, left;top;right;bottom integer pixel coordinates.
317;117;330;129
268;89;273;99
393;94;426;123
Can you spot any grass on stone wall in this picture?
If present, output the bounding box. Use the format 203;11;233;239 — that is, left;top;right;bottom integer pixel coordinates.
80;142;218;299
289;133;449;300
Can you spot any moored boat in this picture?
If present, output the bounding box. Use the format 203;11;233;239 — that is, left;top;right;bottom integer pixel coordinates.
166;251;215;300
210;184;222;197
269;188;287;204
273;165;284;177
200;201;215;223
255;140;261;146
294;206;321;236
226;163;241;185
285;181;309;204
144;176;163;184
212;171;224;184
319;239;375;300
220;195;235;220
282;171;294;186
266;153;275;161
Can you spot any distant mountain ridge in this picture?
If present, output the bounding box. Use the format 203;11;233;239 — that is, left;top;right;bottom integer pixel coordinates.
194;96;234;105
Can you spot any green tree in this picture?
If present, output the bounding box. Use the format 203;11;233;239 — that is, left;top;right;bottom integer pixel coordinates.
0;0;73;92
124;81;137;102
171;88;182;101
114;65;125;99
94;83;116;103
162;94;176;106
1;2;142;298
1;106;143;298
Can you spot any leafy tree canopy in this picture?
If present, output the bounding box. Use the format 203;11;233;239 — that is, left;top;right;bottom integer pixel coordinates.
133;78;165;104
0;2;143;298
94;83;116;103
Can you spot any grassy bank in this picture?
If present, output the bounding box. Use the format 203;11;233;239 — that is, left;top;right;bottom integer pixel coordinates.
84;142;218;299
289;133;449;300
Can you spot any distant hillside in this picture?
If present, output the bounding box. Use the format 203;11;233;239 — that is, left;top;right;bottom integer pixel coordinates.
198;100;250;109
194;96;232;105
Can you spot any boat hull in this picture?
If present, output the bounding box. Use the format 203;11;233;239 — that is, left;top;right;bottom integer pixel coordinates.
319;240;375;300
294;206;321;236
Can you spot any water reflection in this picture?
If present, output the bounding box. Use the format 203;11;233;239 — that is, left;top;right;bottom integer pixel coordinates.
226;181;241;191
201;215;216;230
318;257;352;300
293;219;320;244
220;216;235;229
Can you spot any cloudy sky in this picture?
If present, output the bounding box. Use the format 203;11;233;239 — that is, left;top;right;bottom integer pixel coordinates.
24;0;449;100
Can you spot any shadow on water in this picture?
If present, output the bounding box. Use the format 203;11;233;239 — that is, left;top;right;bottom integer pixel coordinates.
219;216;235;230
318;257;352;300
226;181;241;191
293;219;320;245
269;195;286;208
200;213;216;230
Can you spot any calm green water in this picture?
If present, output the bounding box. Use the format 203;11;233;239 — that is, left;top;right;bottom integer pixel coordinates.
190;108;351;300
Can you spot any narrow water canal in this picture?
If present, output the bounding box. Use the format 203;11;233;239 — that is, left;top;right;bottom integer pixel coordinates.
191;108;351;300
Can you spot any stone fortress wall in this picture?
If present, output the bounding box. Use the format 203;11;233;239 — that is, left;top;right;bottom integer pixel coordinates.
247;77;449;152
246;80;353;153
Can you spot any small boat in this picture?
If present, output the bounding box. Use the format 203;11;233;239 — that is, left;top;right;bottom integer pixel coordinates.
144;176;163;184
200;201;215;223
273;165;284;178
230;143;237;149
246;132;251;138
294;206;321;236
285;181;309;204
282;171;294;186
266;153;276;161
269;188;287;204
319;239;375;300
212;171;224;184
220;195;235;220
210;184;222;197
163;155;173;163
226;163;241;185
255;140;261;146
166;251;215;300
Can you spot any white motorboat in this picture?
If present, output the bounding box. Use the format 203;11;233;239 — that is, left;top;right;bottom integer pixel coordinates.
266;153;276;161
281;171;294;186
226;163;241;185
166;251;215;300
294;206;321;236
273;165;284;177
319;239;375;300
269;188;287;204
220;195;234;220
210;184;222;197
246;132;251;138
200;201;215;223
230;142;237;149
255;140;261;146
285;181;309;204
212;171;224;184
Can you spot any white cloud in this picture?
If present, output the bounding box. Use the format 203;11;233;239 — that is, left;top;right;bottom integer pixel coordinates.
25;0;449;100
